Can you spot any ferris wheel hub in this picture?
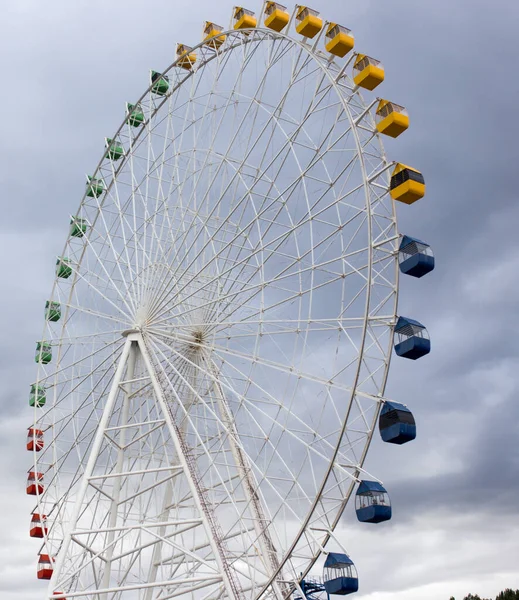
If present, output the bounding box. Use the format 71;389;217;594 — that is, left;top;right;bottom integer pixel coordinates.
121;328;141;337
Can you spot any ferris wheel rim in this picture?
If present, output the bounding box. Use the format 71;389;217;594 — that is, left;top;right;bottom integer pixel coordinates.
31;22;399;599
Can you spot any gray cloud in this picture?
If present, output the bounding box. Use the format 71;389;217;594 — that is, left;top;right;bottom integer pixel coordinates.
1;0;518;598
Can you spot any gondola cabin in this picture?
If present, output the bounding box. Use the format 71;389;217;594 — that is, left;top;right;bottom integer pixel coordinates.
379;400;416;444
356;481;391;523
105;138;124;161
233;7;257;30
45;300;61;322
176;44;197;70
37;554;54;580
86;176;104;198
27;471;44;496
394;316;430;360
299;580;325;599
126;103;144;127
353;54;384;90
376;100;409;138
323;553;359;596
53;593;67;600
295;6;322;38
35;341;52;365
56;257;72;279
325;24;354;58
30;513;48;538
27;428;44;452
264;3;289;32
70;216;87;238
150;71;169;96
390;163;425;205
399;235;435;278
30;384;46;408
203;22;226;48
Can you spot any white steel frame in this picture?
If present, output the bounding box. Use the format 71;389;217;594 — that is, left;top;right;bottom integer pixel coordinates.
29;5;401;600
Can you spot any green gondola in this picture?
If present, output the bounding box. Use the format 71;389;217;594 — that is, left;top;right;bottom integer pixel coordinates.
86;176;105;198
151;71;169;96
35;342;52;365
126;103;144;127
56;257;72;279
105;138;124;161
70;216;87;238
45;300;61;322
29;384;46;407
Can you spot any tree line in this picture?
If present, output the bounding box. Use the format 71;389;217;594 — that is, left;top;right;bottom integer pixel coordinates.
450;590;519;600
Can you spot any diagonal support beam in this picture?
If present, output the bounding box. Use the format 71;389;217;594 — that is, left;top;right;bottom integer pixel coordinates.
135;331;243;600
208;359;286;600
50;337;133;593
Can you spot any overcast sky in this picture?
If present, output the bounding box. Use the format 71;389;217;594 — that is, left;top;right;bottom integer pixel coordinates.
1;1;518;599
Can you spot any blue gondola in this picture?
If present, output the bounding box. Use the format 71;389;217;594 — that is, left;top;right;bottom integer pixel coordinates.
298;579;327;600
394;316;430;360
355;481;392;523
399;235;435;278
379;400;416;444
323;553;358;596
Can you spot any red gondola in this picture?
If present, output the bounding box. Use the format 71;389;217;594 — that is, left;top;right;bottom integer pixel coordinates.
27;471;44;495
37;554;54;580
27;427;44;452
30;513;48;538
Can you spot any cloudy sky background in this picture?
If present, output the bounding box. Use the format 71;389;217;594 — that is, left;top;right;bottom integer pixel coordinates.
1;0;518;599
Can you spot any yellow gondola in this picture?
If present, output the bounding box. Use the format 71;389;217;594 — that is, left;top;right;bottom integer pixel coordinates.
390;163;425;205
376;100;409;138
264;2;289;32
233;6;257;30
295;6;322;38
203;22;226;48
325;23;354;58
176;44;197;70
353;54;384;91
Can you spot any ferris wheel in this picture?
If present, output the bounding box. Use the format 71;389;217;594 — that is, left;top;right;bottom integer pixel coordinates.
26;3;435;600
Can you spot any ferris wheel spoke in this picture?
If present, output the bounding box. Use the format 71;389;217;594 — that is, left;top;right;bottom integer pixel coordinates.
88;192;179;315
46;328;127;345
141;129;186;276
149;334;310;501
85;190;141;314
212;342;350;394
209;357;357;511
337;278;371;321
148;336;313;539
70;262;133;323
150;330;352;464
122;130;175;304
104;184;146;308
206;210;364;327
63;303;130;326
144;116;368;326
168;61;246;243
149;206;367;329
35;336;124;388
148;46;337;318
162;45;272;275
145;99;183;279
227;223;368;302
145;336;285;570
163;267;346;332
